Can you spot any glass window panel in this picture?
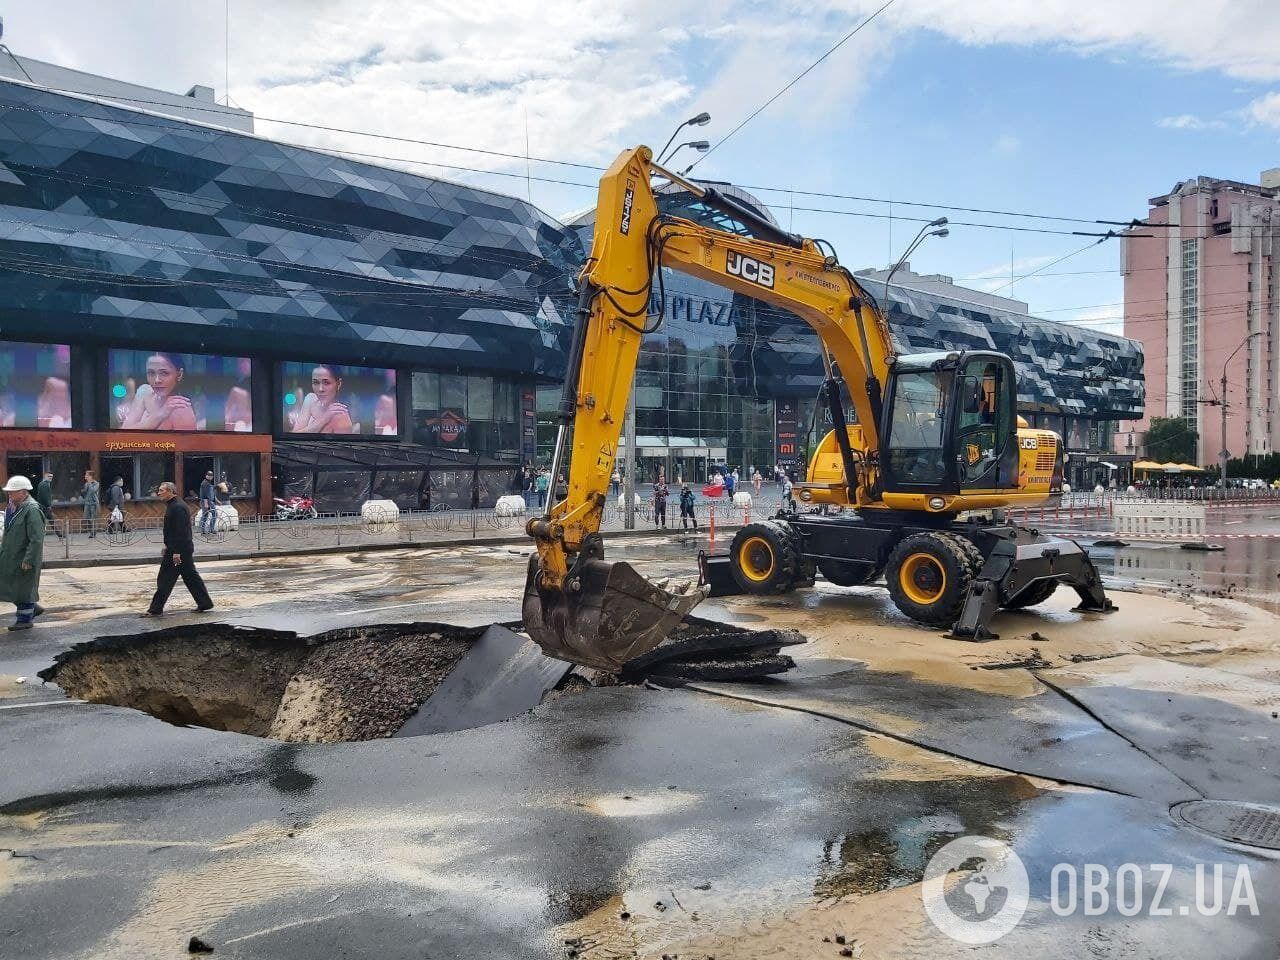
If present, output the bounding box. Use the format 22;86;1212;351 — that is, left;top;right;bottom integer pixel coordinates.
99;455;136;501
47;452;90;503
494;379;516;422
217;454;256;498
6;455;43;488
467;375;493;419
412;372;439;411
137;454;175;500
440;374;467;410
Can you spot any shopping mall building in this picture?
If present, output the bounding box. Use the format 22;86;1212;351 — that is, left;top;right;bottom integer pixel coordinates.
0;57;1145;517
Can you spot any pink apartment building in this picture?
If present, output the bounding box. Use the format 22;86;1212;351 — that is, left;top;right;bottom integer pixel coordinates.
1121;172;1280;467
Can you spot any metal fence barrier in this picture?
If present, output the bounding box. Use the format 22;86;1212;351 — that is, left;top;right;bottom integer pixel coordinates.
37;494;793;562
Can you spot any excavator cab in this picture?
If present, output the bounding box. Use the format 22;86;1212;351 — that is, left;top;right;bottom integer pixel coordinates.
880;351;1019;497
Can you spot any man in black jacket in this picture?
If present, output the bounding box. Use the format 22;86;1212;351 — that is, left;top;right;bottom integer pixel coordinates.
144;482;213;616
35;471;63;539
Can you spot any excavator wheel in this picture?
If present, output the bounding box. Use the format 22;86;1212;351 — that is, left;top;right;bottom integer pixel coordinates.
885;531;976;626
729;520;801;595
1004;578;1059;609
817;559;883;587
942;533;985;579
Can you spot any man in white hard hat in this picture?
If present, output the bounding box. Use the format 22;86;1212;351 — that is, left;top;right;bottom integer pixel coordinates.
0;476;46;630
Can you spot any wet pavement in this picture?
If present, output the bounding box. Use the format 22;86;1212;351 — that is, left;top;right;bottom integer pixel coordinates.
2;535;1280;958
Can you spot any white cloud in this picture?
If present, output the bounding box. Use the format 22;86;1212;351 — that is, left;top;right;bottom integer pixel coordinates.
7;0;1280;198
1243;91;1280;128
1157;114;1226;130
864;0;1280;82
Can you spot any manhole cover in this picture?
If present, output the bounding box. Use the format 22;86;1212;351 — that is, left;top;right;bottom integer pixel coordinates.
1172;800;1280;850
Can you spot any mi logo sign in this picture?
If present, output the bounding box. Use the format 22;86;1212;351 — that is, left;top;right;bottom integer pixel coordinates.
725;250;775;289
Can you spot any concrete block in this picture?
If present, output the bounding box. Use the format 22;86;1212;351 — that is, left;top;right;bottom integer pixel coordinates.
361;499;400;526
214;504;240;531
495;494;527;516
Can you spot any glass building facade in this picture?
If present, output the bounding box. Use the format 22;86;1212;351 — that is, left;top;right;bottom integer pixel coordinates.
0;70;1144;510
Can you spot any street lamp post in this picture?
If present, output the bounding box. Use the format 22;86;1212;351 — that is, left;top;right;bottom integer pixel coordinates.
656;112;711;164
882;218;949;315
663;140;710;167
1219;330;1263;489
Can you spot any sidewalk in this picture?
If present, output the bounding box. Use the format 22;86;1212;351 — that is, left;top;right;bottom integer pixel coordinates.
41;497;773;568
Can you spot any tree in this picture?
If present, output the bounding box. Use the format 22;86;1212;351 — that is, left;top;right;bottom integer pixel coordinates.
1143;416;1198;464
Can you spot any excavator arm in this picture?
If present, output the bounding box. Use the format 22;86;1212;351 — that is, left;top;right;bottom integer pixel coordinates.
524;145;897;669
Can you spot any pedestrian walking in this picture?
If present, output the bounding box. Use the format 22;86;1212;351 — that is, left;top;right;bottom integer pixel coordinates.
0;476;46;631
81;470;100;538
611;468;621;496
198;471;217;535
679;483;697;531
752;468;762;495
652;476;669;528
35;471;63;539
783;474;795;511
107;476;127;534
535;468;550;509
144;481;213;616
725;470;736;498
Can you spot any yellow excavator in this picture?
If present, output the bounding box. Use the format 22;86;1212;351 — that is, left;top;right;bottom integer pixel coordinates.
524;145;1114;670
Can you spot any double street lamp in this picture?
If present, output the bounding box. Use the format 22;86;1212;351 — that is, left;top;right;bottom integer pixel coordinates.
656;111;711;164
882;217;949;315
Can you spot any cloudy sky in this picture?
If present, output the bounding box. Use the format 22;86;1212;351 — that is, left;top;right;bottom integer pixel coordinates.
8;1;1280;333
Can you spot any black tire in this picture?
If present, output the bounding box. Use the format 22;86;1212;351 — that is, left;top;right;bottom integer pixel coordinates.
729;520;801;595
818;559;883;586
1004;579;1059;609
885;531;976;626
942;533;985;578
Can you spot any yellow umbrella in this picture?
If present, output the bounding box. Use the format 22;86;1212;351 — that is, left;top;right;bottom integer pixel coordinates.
1174;462;1203;471
1132;460;1163;471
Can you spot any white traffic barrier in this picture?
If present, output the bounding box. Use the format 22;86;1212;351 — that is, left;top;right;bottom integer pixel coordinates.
732;491;752;508
1113;499;1206;539
361;499;401;527
214;504;240;532
495;494;527;517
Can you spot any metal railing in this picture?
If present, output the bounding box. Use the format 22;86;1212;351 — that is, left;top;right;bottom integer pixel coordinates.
37;495;786;562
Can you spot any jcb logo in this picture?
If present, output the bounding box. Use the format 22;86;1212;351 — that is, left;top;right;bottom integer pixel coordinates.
619;183;635;235
1020;437;1039;450
726;250;775;288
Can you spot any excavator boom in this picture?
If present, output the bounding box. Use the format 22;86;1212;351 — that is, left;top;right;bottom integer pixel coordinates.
523;146;895;669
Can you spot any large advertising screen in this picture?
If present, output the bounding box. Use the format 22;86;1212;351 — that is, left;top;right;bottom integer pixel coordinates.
0;341;72;429
108;349;253;432
281;362;398;436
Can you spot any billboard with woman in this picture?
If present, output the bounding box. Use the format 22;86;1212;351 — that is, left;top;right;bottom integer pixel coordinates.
280;362;398;437
0;341;72;429
108;350;253;432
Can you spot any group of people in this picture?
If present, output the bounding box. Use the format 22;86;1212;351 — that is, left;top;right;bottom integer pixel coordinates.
512;464;557;509
1;470;215;631
649;474;699;531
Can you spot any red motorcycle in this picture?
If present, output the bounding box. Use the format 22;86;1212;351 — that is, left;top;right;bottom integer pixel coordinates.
273;495;318;520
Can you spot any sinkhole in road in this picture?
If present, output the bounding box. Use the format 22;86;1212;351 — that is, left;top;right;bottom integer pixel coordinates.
40;622;501;743
38;617;803;743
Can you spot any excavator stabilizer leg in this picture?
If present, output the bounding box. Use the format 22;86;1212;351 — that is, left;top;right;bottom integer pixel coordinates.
948;527;1116;641
522;554;708;671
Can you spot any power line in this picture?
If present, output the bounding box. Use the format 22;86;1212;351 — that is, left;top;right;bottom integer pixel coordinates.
688;0;899;170
0;82;1155;230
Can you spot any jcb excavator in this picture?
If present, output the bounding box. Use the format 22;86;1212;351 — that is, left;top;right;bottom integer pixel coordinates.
524;145;1114;670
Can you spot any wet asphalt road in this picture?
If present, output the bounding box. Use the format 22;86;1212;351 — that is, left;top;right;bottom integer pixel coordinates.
1;537;1279;958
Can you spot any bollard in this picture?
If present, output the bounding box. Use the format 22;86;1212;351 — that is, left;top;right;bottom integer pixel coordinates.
708;503;716;545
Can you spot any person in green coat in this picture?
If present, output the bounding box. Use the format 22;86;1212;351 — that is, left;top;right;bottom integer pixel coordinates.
1;476;46;630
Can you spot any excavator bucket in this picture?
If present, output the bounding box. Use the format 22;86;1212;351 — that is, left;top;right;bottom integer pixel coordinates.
522;555;708;671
